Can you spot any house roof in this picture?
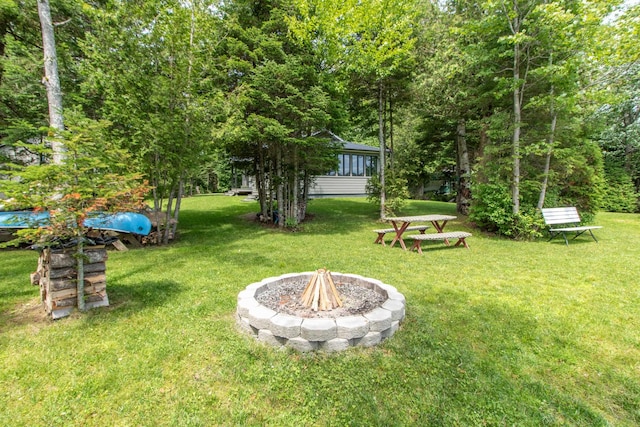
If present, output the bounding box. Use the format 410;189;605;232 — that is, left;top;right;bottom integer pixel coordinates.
311;130;378;153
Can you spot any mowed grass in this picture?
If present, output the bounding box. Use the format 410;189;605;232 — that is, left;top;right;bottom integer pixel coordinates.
1;195;639;426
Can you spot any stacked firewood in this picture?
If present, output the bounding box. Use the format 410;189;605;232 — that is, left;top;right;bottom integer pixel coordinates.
30;247;109;319
301;269;343;311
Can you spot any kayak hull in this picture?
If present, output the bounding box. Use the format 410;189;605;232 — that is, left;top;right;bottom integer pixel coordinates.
0;211;152;236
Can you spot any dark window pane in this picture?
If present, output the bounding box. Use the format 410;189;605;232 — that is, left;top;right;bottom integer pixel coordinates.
353;155;364;176
338;154;351;176
366;156;378;176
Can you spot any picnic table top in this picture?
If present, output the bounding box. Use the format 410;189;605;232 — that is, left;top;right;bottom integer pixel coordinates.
385;214;457;223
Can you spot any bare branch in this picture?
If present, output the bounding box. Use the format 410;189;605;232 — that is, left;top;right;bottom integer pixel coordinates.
54;18;73;27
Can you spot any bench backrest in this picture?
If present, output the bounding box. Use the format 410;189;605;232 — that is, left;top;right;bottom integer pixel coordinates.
541;207;581;225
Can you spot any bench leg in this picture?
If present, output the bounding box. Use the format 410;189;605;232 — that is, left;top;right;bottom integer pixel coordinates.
411;240;423;255
454;238;470;249
374;232;386;246
549;230;569;245
572;229;598;243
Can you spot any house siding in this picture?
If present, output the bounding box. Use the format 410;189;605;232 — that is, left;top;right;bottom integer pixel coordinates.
310;176;370;197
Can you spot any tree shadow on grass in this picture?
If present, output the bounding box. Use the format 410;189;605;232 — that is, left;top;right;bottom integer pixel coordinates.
0;278;184;332
101;278;184;317
544;238;601;246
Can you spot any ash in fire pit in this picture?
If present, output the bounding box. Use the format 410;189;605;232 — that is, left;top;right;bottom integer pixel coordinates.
256;280;386;318
237;272;406;352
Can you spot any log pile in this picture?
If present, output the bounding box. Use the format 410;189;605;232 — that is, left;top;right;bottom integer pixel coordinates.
30;247;109;319
301;269;343;311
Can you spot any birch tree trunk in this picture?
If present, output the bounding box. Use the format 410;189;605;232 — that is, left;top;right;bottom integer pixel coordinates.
456;119;472;215
538;79;557;210
512;39;522;215
37;0;65;164
537;132;554;210
378;82;386;219
171;177;184;238
163;186;175;245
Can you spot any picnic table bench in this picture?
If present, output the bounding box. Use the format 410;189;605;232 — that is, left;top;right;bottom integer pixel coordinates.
408;231;472;254
383;215;457;249
541;207;602;245
373;225;429;246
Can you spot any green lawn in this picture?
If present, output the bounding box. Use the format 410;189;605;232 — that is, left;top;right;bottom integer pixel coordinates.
1;196;639;426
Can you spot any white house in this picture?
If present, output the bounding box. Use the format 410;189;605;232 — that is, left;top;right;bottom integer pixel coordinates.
309;132;379;197
228;131;380;198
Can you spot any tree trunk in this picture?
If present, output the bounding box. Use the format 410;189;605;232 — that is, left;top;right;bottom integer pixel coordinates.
378;82;386;219
0;19;7;85
257;148;268;221
171;177;184;238
512;39;522;215
293;146;299;224
37;0;65;164
276;146;284;228
456;119;471;215
163;185;175;245
538;76;557;210
538;141;553;210
389;98;394;170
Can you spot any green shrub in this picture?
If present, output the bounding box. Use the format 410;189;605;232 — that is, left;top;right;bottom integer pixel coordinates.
366;174;410;216
469;183;544;240
601;167;638;213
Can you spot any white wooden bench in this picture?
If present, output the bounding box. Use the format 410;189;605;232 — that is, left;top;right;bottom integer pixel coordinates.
373;225;429;246
541;207;602;245
407;231;472;254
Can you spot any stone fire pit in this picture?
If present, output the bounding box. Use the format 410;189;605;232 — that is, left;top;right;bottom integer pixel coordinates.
236;272;406;352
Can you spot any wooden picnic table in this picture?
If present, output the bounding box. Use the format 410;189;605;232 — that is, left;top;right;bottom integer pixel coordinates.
385;214;457;249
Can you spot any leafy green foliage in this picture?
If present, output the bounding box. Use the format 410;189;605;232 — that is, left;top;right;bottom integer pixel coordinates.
601;162;638;212
80;0;226;242
469;183;544;239
366;174;409;216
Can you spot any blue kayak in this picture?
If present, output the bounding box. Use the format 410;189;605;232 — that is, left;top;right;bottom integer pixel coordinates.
0;211;152;236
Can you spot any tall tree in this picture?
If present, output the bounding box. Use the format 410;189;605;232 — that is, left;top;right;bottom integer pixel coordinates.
37;0;64;164
593;2;640;205
291;0;419;218
82;0;224;242
410;1;495;214
2;0;93;167
217;0;339;227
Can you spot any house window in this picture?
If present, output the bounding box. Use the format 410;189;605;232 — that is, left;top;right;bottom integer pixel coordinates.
365;155;378;176
353;155;364;176
337;154;351;176
328;153;377;176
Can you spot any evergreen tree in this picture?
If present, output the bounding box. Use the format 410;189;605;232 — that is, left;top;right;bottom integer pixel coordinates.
216;0;341;227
